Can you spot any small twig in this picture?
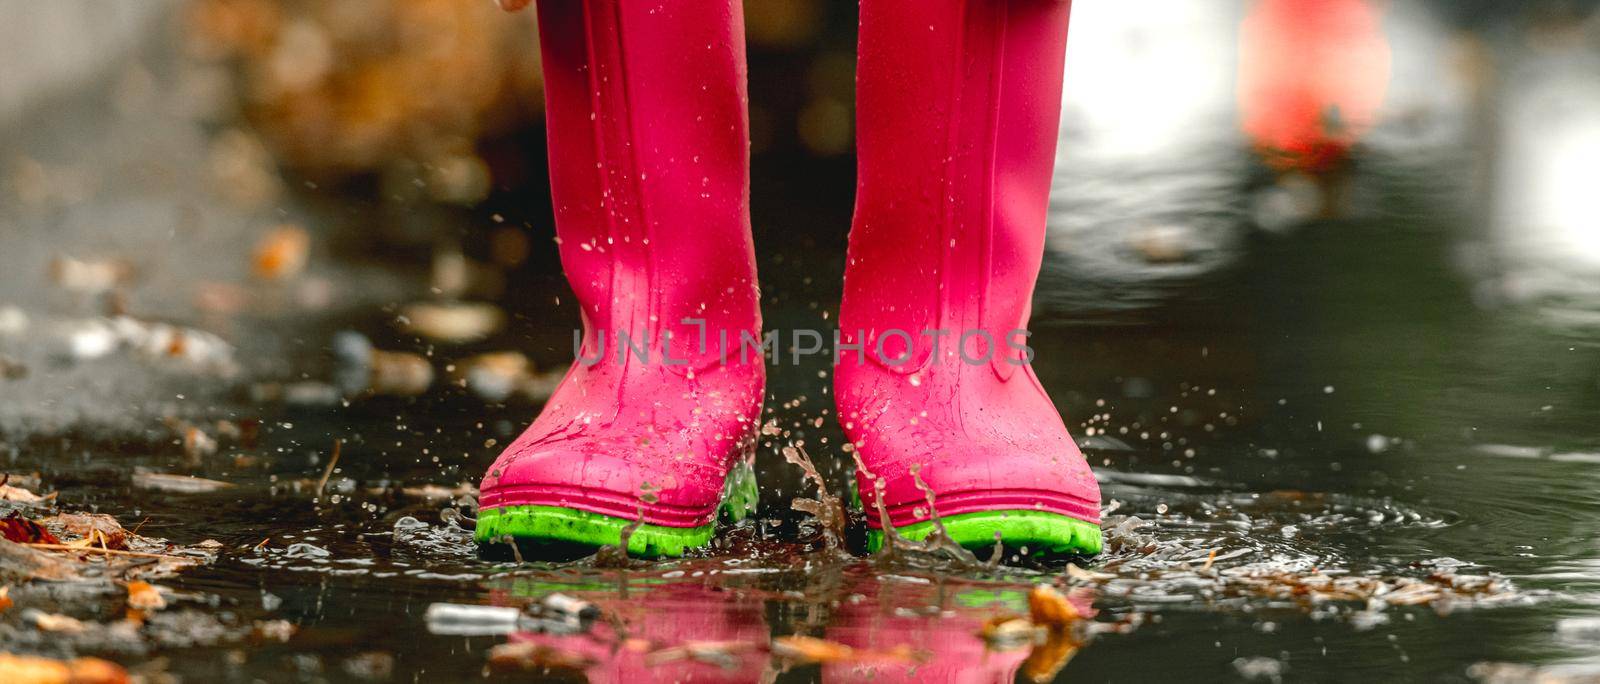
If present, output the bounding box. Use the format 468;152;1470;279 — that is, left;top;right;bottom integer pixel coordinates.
253;537;271;551
315;439;343;499
501;535;524;564
128;517;151;536
1202;548;1218;572
25;543;194;561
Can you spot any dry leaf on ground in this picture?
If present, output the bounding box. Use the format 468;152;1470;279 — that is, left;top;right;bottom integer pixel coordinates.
30;611;87;633
1;514;60;545
0;483;52;505
0;653;129;684
487;641;597;672
254;619;296;642
0;539;82;582
770;635;918;666
43;514;129;550
1028;584;1088;627
126;581;166;611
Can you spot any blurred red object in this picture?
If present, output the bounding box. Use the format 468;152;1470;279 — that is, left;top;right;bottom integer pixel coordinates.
1238;0;1392;172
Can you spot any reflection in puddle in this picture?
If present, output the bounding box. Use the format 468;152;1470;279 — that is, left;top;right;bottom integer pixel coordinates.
472;559;1120;683
237;474;1521;681
1482;6;1600;307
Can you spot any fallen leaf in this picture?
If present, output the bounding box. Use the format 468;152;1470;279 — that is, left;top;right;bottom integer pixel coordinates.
0;653;129;684
30;611;86;633
0;514;60;545
181;426;218;464
125;581;165;611
1027;585;1084;627
487;641;596;672
254;620;296;642
0;586;11;613
1021;627;1082;684
43;514;128;550
0;539;82;582
342;651;395;680
770;635;917;665
64;533;113;551
1017;585;1098;683
1065;563;1114;583
0;484;51;505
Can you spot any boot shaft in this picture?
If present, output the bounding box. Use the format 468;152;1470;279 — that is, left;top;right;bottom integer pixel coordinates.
536;0;761;370
843;0;1072;376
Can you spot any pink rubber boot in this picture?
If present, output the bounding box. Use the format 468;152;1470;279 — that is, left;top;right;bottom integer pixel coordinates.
837;0;1101;555
476;0;763;557
822;578;1029;683
496;583;771;682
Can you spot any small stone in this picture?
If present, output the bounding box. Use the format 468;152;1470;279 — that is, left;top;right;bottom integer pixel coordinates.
0;355;26;380
367;350;434;397
1129;224;1196;264
398;301;504;344
454;351;531;402
48;256;135;295
0;305;28;336
253;224;311;281
1232;656;1287;682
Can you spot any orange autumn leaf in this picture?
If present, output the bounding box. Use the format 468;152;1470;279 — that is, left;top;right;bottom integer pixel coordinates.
251;224;310;280
125;582;166;611
1021;629;1083;684
770;635;917;665
1027;585;1083;627
0;653;129;684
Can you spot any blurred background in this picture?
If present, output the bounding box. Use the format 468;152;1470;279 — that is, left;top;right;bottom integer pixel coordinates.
0;0;1594;416
3;1;1600;681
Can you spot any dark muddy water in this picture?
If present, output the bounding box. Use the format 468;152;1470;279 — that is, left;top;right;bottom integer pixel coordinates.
7;162;1600;681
